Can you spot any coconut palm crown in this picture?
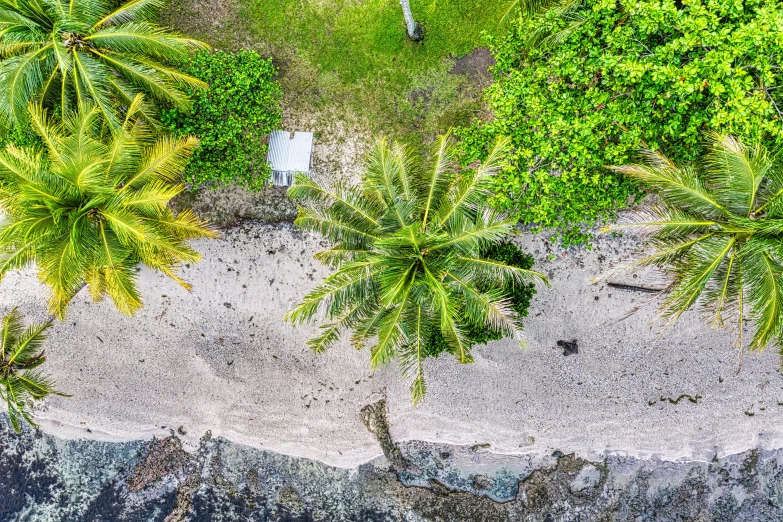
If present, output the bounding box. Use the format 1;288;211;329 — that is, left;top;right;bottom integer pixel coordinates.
287;134;548;402
0;99;217;318
605;133;783;355
1;307;65;432
0;0;208;128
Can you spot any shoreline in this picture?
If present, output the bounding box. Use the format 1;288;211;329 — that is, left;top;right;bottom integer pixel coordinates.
6;416;783;521
33;412;783;471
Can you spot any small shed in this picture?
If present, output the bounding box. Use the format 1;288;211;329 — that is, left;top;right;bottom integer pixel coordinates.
267;130;314;186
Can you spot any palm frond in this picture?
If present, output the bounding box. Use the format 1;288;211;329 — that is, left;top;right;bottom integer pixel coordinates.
288;173;382;229
398;304;430;404
420;131;454;229
289;132;544;402
742;241;783;350
0;308;62;432
0;103;212;317
91;0;164;29
457;256;549;287
610;149;726;219
85;22;207;61
703;132;769;217
436;135;510;227
607;133;783;355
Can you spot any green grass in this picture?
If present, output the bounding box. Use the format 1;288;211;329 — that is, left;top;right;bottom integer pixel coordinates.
166;0;512;146
241;0;505;81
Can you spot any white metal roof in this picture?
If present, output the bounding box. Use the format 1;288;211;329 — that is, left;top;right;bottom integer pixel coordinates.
267;130;313;174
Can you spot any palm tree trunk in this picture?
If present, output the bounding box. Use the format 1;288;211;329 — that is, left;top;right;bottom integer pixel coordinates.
400;0;423;41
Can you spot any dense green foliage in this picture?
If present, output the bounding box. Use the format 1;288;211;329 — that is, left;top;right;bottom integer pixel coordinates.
287;134;548;403
0;100;216;318
0;308;64;432
464;0;783;245
430;241;536;353
605;134;783;353
161;50;282;190
0;0;207;129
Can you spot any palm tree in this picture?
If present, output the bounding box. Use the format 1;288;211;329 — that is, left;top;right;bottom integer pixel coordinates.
604;133;783;358
0;0;208;129
287;133;548;403
1;307;65;432
0;98;217;318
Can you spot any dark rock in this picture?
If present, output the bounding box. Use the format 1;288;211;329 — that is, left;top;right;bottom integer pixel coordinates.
360;399;409;472
556;339;579;356
473;474;494;491
127;436;192;492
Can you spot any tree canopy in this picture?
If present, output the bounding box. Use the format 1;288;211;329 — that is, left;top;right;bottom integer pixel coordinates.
287;133;548;403
0;98;216;318
0;0;208;129
605;133;783;355
0;307;64;432
461;0;783;245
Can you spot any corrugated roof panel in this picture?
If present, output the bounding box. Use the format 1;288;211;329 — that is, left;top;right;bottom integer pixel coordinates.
267;130;291;172
288;132;313;173
266;130;313;186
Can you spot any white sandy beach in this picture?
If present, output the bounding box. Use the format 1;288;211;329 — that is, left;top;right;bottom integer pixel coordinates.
2;222;782;468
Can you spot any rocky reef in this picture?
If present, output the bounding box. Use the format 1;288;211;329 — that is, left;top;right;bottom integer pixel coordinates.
2;407;783;521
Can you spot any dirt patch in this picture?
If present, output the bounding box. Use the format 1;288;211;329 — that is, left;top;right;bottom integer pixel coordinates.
171;185;297;227
160;0;256;52
450;47;496;86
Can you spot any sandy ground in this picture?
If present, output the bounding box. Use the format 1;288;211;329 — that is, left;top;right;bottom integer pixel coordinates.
2;223;782;468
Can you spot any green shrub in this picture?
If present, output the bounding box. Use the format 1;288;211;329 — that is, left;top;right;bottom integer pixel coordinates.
429;241;537;354
463;0;783;245
162;50;282;190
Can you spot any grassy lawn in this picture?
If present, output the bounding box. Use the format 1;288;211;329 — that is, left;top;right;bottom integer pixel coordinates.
163;0;511;147
241;0;505;82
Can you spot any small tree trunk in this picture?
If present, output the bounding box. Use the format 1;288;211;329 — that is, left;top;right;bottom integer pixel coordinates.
400;0;423;41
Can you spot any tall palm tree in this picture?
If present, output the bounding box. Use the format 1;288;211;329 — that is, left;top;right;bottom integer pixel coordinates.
287;134;548;403
0;0;208;129
0;98;217;318
1;307;65;432
604;133;783;357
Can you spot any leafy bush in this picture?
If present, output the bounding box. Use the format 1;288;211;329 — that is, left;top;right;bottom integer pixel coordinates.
429;241;537;354
463;0;783;245
162;50;282;190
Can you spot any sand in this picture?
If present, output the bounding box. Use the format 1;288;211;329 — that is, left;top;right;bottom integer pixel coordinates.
2;222;782;468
